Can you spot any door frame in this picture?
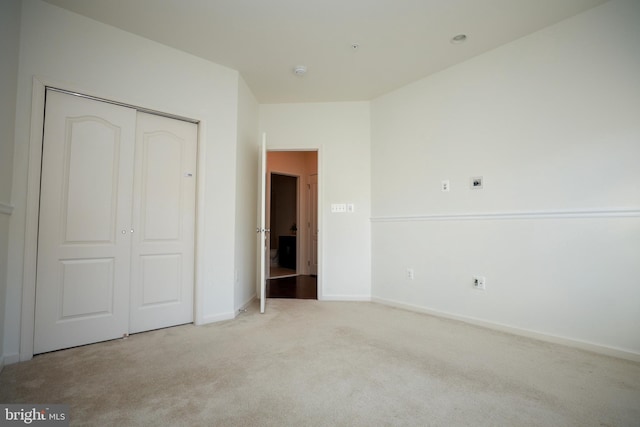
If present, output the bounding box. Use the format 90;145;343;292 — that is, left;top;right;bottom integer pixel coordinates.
307;173;319;276
264;148;322;299
19;77;204;361
267;171;300;278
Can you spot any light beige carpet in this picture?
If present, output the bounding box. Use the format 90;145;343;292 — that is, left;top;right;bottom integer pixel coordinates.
1;300;639;426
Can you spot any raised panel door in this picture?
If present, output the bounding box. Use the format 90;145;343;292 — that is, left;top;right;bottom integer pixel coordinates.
34;90;136;354
129;112;196;333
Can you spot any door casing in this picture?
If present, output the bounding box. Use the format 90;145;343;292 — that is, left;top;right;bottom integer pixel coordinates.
263;149;321;297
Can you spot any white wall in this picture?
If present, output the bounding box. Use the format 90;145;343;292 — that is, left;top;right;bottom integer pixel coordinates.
371;0;640;358
6;0;243;361
0;0;22;369
234;77;259;310
260;103;371;300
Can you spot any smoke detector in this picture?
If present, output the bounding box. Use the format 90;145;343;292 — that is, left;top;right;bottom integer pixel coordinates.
293;65;307;76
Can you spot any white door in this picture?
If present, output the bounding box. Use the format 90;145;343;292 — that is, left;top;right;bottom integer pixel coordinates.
308;174;318;276
257;133;268;313
35;90;197;354
35;91;136;353
129;112;197;333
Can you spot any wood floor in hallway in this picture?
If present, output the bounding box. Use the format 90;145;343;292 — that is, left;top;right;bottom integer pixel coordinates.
266;275;317;299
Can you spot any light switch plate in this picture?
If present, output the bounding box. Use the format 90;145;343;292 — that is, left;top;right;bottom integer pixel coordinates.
331;203;347;213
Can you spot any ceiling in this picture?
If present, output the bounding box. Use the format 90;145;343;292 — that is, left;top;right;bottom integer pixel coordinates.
43;0;608;104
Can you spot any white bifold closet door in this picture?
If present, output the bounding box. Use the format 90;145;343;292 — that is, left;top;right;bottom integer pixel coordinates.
34;90;196;354
129;112;196;334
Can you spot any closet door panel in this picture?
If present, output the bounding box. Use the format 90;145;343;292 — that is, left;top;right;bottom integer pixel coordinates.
129;112;197;333
34;90;136;354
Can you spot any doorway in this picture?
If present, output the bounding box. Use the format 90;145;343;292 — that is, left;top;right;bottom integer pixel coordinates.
265;150;318;299
269;173;298;278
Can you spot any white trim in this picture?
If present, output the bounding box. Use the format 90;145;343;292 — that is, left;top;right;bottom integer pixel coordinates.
372;297;640;363
0;202;13;215
236;294;257;315
2;353;20;367
193;118;207;327
200;312;235;324
317;147;324;302
265;145;323;302
371;209;640;223
321;295;372;302
19;78;46;361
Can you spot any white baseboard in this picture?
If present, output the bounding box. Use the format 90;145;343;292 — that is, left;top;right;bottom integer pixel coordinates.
198;311;235;325
372;297;640;363
321;295;372;302
236;294;257;315
1;353;20;368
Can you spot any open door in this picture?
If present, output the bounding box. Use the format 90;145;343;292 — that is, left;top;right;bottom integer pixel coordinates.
257;133;268;313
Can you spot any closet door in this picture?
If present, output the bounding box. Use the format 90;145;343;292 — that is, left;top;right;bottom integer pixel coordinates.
129;112;197;333
34;90;136;354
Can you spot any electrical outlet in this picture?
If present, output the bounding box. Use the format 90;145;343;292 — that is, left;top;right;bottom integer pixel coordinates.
407;268;415;280
471;176;483;189
441;180;450;192
473;276;486;290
